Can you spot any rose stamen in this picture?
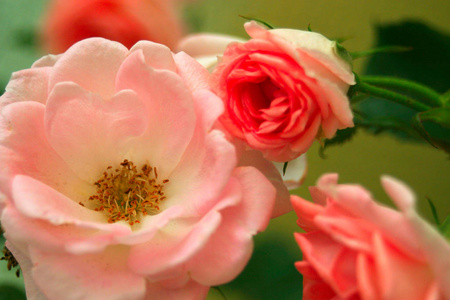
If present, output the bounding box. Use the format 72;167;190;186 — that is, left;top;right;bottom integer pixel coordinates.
85;159;168;225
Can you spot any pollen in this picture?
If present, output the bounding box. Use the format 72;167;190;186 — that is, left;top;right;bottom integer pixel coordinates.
86;159;169;226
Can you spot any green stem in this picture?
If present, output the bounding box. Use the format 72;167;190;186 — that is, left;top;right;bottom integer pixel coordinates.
361;76;442;107
353;74;432;112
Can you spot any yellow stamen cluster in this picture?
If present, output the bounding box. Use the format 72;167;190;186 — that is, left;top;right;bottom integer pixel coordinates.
86;159;168;225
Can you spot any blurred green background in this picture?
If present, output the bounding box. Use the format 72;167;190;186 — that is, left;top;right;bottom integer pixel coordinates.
0;0;449;299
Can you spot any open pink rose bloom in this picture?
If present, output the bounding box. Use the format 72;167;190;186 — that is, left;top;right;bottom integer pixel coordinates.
180;21;355;162
292;174;450;300
0;38;293;299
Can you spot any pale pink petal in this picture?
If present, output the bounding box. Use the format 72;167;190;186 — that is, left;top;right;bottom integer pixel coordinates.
2;67;52;107
238;148;291;217
316;79;354;131
173;51;210;92
115;50;197;179
176;33;245;58
0;101;89;201
130;41;177;72
128;178;243;278
45;82;149;182
145;279;209;300
7;176;131;252
187;166;275;286
4;241;46;300
191;89;224;132
128;207;223;276
31;54;61;68
30;247;146;300
166;130;236;216
49;38;128;99
382;176;450;299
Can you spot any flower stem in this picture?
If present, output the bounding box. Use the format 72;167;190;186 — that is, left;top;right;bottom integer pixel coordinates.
353;74;432;112
361;76;442;107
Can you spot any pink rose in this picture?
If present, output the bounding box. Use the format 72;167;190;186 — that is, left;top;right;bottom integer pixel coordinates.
192;21;355;162
41;0;186;53
0;38;290;299
292;174;450;300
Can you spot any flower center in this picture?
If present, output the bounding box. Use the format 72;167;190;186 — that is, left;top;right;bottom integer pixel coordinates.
86;159;168;225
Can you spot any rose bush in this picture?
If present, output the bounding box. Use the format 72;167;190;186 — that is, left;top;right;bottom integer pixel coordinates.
0;38;292;299
41;0;186;53
179;21;355;162
292;174;450;300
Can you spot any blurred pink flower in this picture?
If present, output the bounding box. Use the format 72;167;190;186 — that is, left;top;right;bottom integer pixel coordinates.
0;38;290;299
180;21;355;162
292;174;450;300
41;0;187;53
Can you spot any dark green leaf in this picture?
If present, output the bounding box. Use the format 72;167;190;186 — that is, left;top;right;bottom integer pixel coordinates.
364;21;450;92
356;21;450;144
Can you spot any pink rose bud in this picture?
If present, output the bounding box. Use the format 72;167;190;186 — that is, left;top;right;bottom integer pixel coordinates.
292;174;450;300
211;21;355;162
40;0;186;53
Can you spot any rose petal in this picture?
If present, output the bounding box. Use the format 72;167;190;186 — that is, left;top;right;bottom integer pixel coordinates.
0;101;88;201
382;176;450;299
30;247;146;300
238;148;291;217
45;82;149;182
49;38;128;99
187;166;275;285
130;41;177;72
4;241;46;300
176;33;246;58
115;49;197;179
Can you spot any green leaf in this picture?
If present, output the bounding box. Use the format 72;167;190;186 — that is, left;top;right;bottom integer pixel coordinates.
356;21;450;144
426;197;440;226
307;24;312;32
439;215;450;240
